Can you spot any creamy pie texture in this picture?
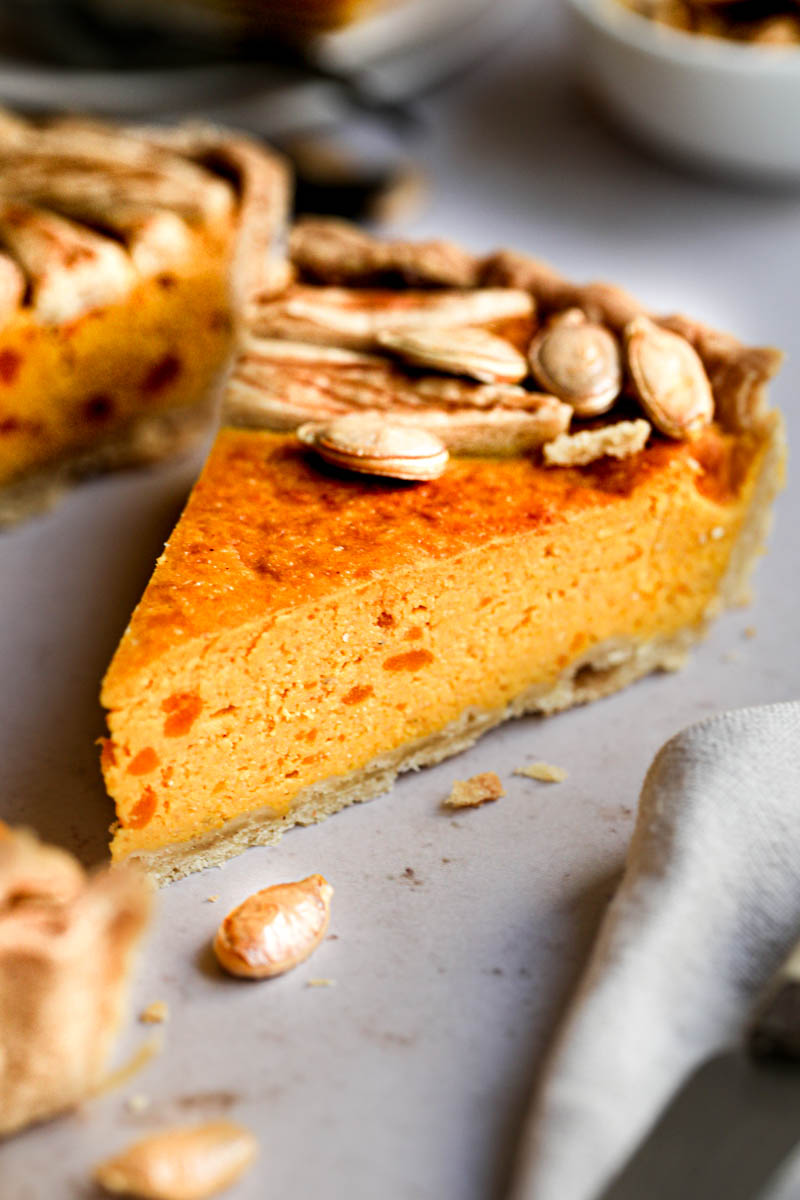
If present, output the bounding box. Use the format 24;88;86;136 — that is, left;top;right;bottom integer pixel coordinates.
100;220;785;883
0;109;288;525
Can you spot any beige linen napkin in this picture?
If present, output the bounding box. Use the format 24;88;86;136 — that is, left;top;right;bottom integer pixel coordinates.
509;701;800;1200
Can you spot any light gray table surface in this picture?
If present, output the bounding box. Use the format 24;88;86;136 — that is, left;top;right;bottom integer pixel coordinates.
2;3;799;1197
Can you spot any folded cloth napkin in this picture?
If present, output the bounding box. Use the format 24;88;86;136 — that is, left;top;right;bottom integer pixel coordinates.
509;701;800;1200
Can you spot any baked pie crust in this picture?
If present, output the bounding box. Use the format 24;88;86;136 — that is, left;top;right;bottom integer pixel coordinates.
100;219;785;882
0;824;151;1136
0;109;288;526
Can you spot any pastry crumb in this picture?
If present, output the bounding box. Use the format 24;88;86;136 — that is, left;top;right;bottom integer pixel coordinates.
206;895;220;903
126;1093;151;1114
444;772;505;809
514;761;568;783
744;626;757;640
543;419;650;467
307;978;336;988
140;1001;169;1025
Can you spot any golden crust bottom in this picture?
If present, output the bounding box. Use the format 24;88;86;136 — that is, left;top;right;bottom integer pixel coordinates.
113;631;695;883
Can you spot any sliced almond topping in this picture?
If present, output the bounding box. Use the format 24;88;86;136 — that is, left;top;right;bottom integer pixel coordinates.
1;119;235;223
378;327;528;385
625;315;714;440
93;1120;257;1200
528;308;622;416
300;413;449;482
240;334;386;369
543;419;651;467
289;217;479;288
0;252;24;322
22;161;227;227
112;209;193;276
225;364;571;455
253;286;534;351
213;875;333;980
0;158;200;266
444;772;505;809
0;202;135;323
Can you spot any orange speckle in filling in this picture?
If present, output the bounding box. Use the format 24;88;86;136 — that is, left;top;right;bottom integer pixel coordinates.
98;737;117;770
127;747;160;776
161;692;203;737
0;415;42;435
209;310;233;333
342;684;374;706
383;649;435;672
126;786;157;830
83;393;115;422
141;352;181;395
0;349;22;384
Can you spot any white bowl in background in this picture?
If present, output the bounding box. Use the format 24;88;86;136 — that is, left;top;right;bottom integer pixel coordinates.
565;0;800;182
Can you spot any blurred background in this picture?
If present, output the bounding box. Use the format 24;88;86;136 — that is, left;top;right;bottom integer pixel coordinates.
1;0;798;221
0;0;539;225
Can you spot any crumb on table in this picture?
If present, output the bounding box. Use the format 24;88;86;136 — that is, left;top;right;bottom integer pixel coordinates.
139;1001;169;1025
444;772;505;809
514;761;568;783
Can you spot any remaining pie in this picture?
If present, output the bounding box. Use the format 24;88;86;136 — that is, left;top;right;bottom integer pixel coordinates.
100;219;785;883
620;0;800;45
0;823;151;1135
0;108;288;526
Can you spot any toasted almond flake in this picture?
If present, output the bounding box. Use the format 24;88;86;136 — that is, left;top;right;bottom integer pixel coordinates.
543;419;651;467
213;875;333;980
0;251;25;322
254;287;534;351
140;1001;169;1025
3;119;235;223
299;413;449;482
289;217;479;288
93;1120;257;1200
625;315;714;440
514;762;568;783
378;326;528;385
225;365;571;456
528;308;622;416
444;772;505;809
240;334;385;368
0;156;195;275
0;202;135;323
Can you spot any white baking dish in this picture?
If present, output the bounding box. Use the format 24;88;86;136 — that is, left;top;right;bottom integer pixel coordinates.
566;0;800;181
